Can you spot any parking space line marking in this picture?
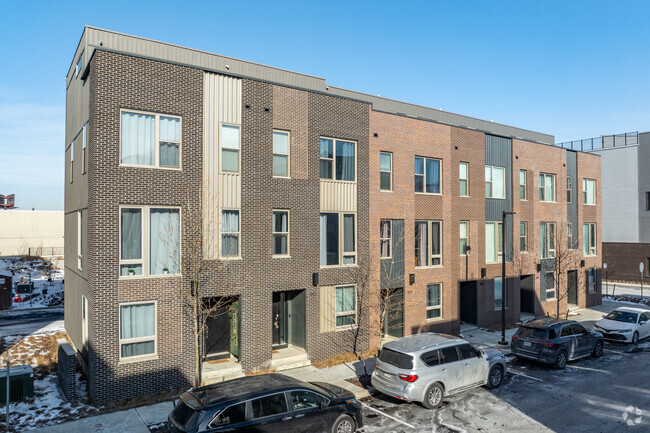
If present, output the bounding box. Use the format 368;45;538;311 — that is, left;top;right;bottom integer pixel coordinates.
603;349;620;354
361;402;416;429
566;365;611;374
507;369;543;381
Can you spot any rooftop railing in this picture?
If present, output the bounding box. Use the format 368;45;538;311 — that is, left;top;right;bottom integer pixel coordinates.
555;132;638;152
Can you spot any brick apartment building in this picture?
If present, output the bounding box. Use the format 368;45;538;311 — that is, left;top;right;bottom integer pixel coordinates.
65;27;602;403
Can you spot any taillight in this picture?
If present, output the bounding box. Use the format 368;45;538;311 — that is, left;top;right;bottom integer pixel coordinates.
541;342;554;348
398;374;418;382
512;335;519;340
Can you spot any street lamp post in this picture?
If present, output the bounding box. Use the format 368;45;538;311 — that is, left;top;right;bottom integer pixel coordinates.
603;263;608;296
499;211;516;346
465;246;471;281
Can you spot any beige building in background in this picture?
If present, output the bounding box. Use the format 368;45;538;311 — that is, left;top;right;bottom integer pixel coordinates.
0;210;64;256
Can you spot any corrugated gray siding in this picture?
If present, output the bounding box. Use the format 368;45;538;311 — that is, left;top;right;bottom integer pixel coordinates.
485;135;513;261
381;220;405;289
638;132;650;243
566;151;578;247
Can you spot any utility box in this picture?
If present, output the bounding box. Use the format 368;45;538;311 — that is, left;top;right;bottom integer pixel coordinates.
0;275;11;309
0;365;35;403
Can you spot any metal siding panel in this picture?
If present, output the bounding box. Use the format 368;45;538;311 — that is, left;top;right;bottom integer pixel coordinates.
320;181;357;212
566;151;578;245
319;286;336;333
638;133;650;243
485;135;513;260
381;220;405;289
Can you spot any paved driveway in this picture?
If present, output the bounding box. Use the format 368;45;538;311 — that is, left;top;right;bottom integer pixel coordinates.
0;307;64;338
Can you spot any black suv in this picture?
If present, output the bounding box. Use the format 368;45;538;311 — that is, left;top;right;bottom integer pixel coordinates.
168;374;362;433
511;318;604;369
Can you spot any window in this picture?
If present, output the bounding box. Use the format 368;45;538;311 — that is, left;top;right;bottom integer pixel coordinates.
520;222;527;252
458;344;479;360
583;223;596;256
272;130;290;177
77;211;83;270
485;222;503;263
567;176;572;203
426;283;441;320
380;152;392;191
583;178;596;205
290;390;325;411
222;210;240;257
540;222;556;259
251;393;288;419
75;54;82;77
320;137;356;181
539;173;555;202
421;350;442;366
210;403;246;428
320;213;356;266
519;170;527;200
120;111;181;168
587;268;597;293
460;221;469;255
119;302;156;359
120;207;180;276
69;141;74;183
335;285;356;327
646;192;650;211
221;124;240;173
440;346;460;363
380;220;391;258
82;123;87;175
494;277;504;310
545;272;556;299
272;210;289;256
459;162;469;196
414;157;441;194
568;223;575;249
415;220;442;267
485;166;505;199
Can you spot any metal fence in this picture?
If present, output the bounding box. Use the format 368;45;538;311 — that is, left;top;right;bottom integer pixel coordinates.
555;132;638;152
27;247;64;257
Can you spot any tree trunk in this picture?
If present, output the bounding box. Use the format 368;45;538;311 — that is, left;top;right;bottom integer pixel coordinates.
194;294;200;388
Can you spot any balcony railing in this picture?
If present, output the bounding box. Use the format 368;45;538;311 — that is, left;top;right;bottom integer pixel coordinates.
555;132;638;151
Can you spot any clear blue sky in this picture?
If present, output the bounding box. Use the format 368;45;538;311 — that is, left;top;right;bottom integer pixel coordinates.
1;0;649;210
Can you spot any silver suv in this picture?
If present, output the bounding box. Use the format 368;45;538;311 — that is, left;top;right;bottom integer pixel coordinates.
371;333;506;409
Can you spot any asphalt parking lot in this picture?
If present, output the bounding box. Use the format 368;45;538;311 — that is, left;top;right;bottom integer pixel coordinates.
357;340;650;432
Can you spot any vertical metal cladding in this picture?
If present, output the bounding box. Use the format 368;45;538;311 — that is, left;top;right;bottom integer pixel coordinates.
638;132;650;243
566;150;578;247
485;134;513;260
381;219;405;289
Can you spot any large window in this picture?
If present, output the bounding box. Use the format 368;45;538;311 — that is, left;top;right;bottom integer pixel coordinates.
69;141;74;183
540;222;556;259
460;221;468;255
568;222;575;249
335;285;356;327
567;176;573;203
221;124;240;173
459;162;469;196
77;211;83;270
520;222;527;252
320;138;355;181
485;166;505;199
222;210;240;257
414;157;441;194
380;220;391;258
272;130;290;177
485;222;503;263
119;302;156;359
415;220;442;267
82;123;87;175
545;272;556;300
587;268;597;293
426;283;442;320
120;110;181;168
380;152;392;191
320;213;356;266
583;178;596;205
583;223;596;256
539;173;555;202
519;170;527;200
120;207;180;277
494;277;504;310
272;210;289;256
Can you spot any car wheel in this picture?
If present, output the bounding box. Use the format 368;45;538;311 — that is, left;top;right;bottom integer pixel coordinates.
486;365;504;389
554;350;568;369
632;331;639;345
332;414;355;433
421;383;444;409
592;340;603;358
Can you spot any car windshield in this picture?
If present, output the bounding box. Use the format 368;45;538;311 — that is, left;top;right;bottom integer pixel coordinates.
604;311;638;323
516;326;547;339
378;347;414;369
172;401;199;429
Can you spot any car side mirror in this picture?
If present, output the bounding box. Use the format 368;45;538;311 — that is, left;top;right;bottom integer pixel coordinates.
319;401;328;410
641;321;648;325
478;350;484;358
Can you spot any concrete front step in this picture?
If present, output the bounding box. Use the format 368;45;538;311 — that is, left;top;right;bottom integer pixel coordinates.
203;370;245;384
270;355;311;371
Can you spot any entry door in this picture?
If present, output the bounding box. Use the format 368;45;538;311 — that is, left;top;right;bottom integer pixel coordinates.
460;282;477;325
273;290;306;349
272;292;288;348
567;270;578;305
519;275;535;314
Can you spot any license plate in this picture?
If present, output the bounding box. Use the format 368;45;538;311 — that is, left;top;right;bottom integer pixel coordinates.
523;341;532;347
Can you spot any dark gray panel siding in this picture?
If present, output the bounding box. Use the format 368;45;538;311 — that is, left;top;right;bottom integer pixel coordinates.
381;219;405;289
539;258;556;302
485;135;513;261
566;151;578;248
639;132;650;243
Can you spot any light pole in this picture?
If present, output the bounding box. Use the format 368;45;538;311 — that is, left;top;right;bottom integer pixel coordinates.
603;263;608;296
465;246;471;281
499;211;516;346
640;262;645;300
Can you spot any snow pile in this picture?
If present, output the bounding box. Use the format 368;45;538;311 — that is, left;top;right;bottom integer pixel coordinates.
0;257;64;310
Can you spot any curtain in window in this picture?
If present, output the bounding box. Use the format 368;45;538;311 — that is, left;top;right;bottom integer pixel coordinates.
541;223;548;258
273;211;288;255
427;284;440;307
222;210;240;256
320;213;339;266
493;167;505;198
583;224;589;255
415;222;428;266
149;209;180;274
425;159;440;193
222;125;240;172
159;116;180;167
273;132;289;176
320;138;333;179
547;176;555;201
121;209;142;260
587;180;595;204
336;286;355;312
431;222;441;256
539;174;545;200
590;224;595;252
320;214;327;266
486;223;496;262
343;215;355;253
120;303;155;357
121;112;155;165
380;221;391;257
336;141;355;181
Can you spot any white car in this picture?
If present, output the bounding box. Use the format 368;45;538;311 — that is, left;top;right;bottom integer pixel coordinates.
593;307;650;344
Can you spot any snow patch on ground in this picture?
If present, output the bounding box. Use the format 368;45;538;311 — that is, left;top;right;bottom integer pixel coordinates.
0;257;64;310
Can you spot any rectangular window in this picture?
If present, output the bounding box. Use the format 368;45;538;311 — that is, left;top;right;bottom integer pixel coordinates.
567;222;574;249
119;302;156;359
335;285;356;327
426;283;442;320
539;173;556;202
272;130;290;177
320;213;356;266
120;111;181;168
415;220;443;267
380;152;392;191
343;214;356;264
646;192;650;211
567;176;572;203
221;124;240;173
414;157;441;194
70;141;74;183
222;210;240;257
77;210;83;270
519;169;527;200
486;222;503;263
587;268;597;293
76;54;82;77
460;221;468;255
459;162;469;196
485;166;506;199
520;222;527;252
545;272;556;300
540;222;556;259
82;123;87;175
583;178;596;205
494;277;504;310
583;223;596;256
380;220;391;258
320;137;356;181
272;210;289;256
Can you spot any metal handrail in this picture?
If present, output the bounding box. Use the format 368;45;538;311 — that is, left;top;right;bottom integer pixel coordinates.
555;132;638;151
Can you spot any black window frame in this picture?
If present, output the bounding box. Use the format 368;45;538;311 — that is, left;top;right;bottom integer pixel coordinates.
250;392;290;420
439;345;460;364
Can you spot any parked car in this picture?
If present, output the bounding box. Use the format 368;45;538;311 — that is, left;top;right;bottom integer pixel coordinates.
167;374;362;433
593;307;650;344
371;333;506;409
511;318;604;369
